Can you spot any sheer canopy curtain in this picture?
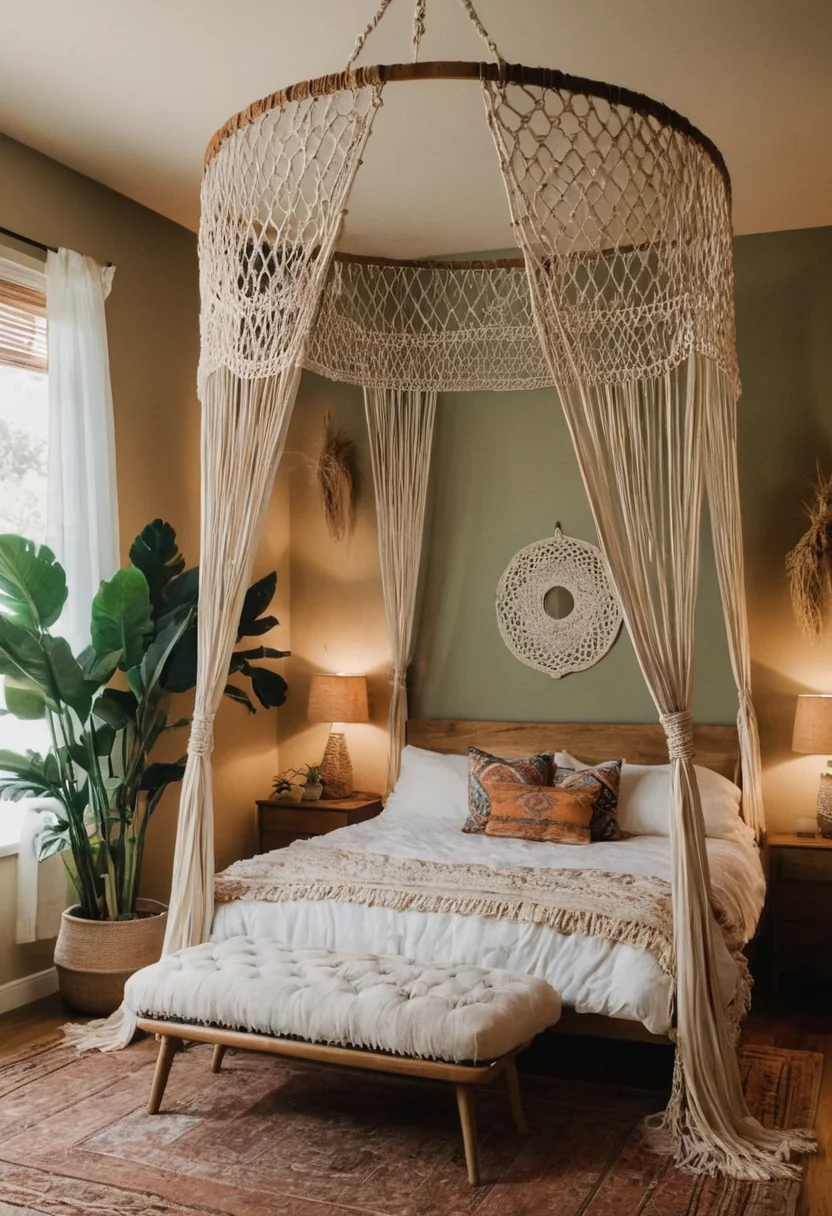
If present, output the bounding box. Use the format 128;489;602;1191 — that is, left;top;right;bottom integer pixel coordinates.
364;387;437;792
704;380;765;839
163;366;301;955
46;247;119;653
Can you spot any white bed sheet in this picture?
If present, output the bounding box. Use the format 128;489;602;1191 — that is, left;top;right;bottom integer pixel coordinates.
211;811;766;1036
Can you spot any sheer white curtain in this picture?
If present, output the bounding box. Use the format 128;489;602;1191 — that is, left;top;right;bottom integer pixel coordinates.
13;249;118;949
46;247;119;653
364;387;437;792
15;801;67;943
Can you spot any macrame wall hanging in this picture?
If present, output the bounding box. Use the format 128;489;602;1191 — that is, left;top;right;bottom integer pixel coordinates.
496;525;622;678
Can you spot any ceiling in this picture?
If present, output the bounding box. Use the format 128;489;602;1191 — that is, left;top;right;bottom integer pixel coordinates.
1;0;830;258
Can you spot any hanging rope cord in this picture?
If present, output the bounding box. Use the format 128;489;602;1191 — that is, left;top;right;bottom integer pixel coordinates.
347;0;505;69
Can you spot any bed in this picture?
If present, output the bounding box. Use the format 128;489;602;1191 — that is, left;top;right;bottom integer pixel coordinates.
212;720;766;1042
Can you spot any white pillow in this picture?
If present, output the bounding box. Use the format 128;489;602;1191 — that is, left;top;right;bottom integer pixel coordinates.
385;745;469;821
554;750;752;844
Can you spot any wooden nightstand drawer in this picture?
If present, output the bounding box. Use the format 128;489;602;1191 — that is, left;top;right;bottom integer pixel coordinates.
776;882;832;919
776;849;832;883
769;834;832;987
263;808;355;836
255;793;383;853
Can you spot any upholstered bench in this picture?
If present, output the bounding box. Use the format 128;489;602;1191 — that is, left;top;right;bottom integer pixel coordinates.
124;937;562;1185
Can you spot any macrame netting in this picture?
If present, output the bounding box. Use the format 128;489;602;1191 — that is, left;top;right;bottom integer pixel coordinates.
70;0;808;1181
65;83;381;1053
305;256;553;392
483;75;807;1176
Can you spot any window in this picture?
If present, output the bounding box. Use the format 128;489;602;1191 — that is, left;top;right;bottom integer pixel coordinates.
0;255;50;763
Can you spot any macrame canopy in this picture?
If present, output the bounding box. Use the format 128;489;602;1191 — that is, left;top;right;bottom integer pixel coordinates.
76;0;810;1181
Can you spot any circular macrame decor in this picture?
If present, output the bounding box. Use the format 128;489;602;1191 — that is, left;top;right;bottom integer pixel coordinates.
496;526;622;679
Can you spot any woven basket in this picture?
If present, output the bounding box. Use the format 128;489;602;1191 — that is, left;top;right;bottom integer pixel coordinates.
54;899;167;1015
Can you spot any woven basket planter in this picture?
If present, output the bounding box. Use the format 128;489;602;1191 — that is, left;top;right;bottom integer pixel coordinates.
54;899;167;1015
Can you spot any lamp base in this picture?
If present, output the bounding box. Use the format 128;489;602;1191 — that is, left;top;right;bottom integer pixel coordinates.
817;770;832;838
320;731;354;799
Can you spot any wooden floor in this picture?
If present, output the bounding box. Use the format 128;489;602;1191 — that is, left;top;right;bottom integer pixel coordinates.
1;988;830;1213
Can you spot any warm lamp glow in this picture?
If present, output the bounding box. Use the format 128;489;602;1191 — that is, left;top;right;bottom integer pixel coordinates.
792;694;832;754
308;674;368;725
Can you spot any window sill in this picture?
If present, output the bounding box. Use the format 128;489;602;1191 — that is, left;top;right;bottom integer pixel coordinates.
0;799;58;860
0;804;25;858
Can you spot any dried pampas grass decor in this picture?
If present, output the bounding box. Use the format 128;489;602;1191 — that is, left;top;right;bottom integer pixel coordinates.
317;411;356;541
786;466;832;641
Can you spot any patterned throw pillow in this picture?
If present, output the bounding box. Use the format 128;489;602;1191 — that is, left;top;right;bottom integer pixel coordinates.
551;759;624;842
484;782;596;844
463;747;552;833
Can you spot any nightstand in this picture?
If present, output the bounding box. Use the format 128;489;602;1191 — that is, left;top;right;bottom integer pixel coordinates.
768;833;832;990
255;792;384;853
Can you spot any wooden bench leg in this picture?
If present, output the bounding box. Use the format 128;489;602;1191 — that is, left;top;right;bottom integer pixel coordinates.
211;1044;227;1074
505;1055;528;1134
455;1085;480;1185
147;1034;179;1115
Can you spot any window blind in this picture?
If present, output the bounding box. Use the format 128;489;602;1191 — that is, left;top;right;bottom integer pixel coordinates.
0;275;47;372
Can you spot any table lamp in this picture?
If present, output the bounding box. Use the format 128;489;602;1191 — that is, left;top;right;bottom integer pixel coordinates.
308;673;369;799
792;693;832;837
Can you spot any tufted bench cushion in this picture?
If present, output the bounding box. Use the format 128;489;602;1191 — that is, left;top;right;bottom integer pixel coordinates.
124;936;561;1063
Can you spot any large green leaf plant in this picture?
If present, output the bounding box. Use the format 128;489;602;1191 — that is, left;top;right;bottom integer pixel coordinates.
0;520;288;921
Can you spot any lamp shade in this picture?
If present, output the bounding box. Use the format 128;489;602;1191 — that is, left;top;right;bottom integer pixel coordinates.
792;694;832;754
308;674;368;724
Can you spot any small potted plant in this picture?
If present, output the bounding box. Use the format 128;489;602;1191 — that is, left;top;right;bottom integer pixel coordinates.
272;772;304;803
299;764;324;802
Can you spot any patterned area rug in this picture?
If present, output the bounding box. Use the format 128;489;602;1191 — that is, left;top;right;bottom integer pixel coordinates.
0;1038;820;1215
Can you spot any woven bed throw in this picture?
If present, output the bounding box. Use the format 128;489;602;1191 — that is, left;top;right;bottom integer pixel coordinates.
214;841;719;977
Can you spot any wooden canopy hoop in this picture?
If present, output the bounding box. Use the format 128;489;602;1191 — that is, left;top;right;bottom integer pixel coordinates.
203;59;731;193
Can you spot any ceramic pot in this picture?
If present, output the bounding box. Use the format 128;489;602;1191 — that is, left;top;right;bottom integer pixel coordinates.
302;783;324;801
54;898;167;1015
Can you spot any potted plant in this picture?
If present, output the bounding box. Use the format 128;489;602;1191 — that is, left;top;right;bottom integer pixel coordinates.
272;772;304;803
299;763;324;801
0;520;289;1013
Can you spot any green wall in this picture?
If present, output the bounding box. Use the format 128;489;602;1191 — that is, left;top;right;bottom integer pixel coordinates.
411;227;832;749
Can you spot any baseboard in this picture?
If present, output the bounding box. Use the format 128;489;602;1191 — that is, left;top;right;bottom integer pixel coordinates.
0;967;58;1015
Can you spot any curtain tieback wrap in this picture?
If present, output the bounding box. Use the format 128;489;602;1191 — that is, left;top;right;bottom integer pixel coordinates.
660;711;695;761
386;666;407;689
188;715;215;758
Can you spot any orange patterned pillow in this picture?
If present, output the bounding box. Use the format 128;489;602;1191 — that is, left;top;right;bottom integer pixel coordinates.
483;782;596;844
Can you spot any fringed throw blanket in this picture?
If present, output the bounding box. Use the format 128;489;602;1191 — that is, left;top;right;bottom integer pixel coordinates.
215;843;744;978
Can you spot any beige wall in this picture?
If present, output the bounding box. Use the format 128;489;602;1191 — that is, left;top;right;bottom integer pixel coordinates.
277;374;389;796
0;134;286;983
284;227;832;835
734;226;832;831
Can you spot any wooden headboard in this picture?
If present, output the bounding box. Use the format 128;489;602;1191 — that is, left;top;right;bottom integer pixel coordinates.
406;719;740;782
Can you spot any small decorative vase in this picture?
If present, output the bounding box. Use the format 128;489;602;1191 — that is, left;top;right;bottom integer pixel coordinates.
302;783;324;801
54;899;167;1015
275;788;295;803
817;771;832;838
320;731;354;798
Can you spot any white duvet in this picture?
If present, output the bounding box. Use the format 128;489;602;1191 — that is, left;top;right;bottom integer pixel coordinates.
211;810;766;1036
